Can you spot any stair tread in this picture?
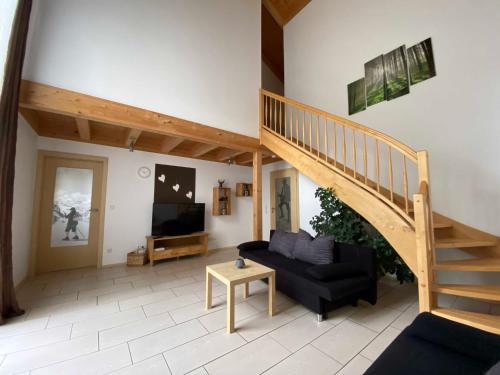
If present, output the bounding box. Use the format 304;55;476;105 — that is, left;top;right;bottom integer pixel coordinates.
435;237;497;248
432;219;453;229
433;258;500;272
407;211;452;229
432;308;500;334
432;284;500;301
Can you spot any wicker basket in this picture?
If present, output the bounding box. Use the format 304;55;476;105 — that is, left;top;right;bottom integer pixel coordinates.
127;250;148;266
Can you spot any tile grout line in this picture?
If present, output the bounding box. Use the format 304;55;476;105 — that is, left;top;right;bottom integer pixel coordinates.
199;308;318;372
4;337;102;374
126;342;133;364
161;352;174;374
262;315;346;373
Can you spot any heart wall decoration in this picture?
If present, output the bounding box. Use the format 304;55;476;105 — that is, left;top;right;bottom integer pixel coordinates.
154;164;196;203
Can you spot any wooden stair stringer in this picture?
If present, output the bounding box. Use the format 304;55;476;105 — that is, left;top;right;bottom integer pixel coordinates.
262;130;418;274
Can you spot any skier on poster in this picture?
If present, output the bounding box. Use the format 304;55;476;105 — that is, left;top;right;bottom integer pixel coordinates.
278;179;291;222
62;207;81;241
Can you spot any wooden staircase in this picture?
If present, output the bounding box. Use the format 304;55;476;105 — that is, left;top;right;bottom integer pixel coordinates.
259;89;500;334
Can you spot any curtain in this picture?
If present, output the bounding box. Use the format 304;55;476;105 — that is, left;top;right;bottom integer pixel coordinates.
0;0;32;324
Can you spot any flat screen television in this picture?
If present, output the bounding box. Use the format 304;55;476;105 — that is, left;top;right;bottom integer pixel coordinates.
151;203;205;236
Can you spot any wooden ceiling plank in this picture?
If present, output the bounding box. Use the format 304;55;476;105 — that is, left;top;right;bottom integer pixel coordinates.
216;149;246;162
75;118;91;141
161;136;184;153
263;0;285;27
190;143;220;158
264;0;311;26
234;153;254;165
19;80;260;152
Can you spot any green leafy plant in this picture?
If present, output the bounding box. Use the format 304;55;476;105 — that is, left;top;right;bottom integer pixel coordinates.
310;187;414;283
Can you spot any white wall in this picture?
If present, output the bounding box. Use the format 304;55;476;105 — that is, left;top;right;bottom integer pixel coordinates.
37;137;253;266
12;117;38;285
0;0;18;96
262;61;284;95
284;0;500;236
23;0;261;137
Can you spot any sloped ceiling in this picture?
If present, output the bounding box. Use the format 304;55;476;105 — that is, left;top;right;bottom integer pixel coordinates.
261;0;310;82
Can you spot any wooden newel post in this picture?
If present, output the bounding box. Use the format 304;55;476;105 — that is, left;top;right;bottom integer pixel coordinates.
414;150;435;313
252;151;262;240
414;191;433;312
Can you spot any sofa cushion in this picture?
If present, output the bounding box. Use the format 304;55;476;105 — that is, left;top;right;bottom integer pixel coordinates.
306;262;363;281
237;241;269;252
293;229;334;265
268;229;296;259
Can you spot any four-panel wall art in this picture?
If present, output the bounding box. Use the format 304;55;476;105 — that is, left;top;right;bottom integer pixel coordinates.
348;38;436;115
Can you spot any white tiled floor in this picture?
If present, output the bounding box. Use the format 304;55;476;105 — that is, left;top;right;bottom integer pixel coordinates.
6;247;498;374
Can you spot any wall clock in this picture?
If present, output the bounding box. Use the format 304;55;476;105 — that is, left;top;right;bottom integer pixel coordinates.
137;166;151;179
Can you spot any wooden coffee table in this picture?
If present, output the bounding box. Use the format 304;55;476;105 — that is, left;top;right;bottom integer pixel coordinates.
205;259;276;333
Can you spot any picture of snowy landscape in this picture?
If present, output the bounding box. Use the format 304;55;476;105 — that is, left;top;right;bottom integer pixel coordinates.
51;167;93;247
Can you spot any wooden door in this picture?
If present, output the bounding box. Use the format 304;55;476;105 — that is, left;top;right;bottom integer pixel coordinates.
35;154;105;273
270;168;299;232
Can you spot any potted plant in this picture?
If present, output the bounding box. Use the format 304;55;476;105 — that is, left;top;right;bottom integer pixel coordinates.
310;187;414;283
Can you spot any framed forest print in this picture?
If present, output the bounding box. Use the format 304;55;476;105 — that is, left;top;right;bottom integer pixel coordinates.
408;38;436;85
383;45;410;100
347;78;366;115
364;55;386;106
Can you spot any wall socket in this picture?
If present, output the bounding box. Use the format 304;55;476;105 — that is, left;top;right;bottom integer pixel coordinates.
107;248;112;253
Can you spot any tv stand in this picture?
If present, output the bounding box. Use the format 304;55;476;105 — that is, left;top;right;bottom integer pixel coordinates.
146;232;208;266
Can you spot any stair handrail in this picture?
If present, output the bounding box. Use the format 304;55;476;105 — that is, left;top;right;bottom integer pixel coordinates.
260;89;431;227
261;89;417;163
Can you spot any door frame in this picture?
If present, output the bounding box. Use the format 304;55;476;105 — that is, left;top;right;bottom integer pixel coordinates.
270;168;299;232
29;150;108;277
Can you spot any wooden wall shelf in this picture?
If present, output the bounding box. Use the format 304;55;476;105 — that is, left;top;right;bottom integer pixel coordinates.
213;187;231;216
146;232;208;266
236;183;252;197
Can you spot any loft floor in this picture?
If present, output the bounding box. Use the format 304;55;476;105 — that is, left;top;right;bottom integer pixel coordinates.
5;248;498;374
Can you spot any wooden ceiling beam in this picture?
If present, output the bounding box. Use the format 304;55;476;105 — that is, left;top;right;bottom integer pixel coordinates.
75;118;91;141
161;136;184;153
124;128;142;146
19;108;42;133
190;143;220;158
19;80;260;152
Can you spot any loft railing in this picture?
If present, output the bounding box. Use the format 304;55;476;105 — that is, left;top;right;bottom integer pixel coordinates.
260;89;434;226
